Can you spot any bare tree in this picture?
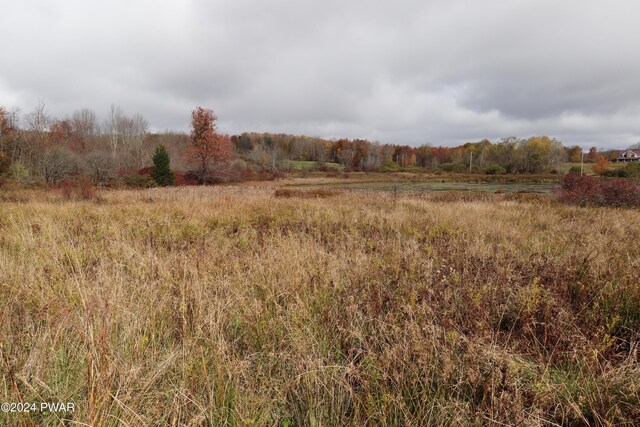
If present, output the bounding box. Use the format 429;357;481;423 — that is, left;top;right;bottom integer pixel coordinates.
39;146;77;185
25;100;50;135
548;138;568;169
82;149;115;185
103;104;124;163
363;142;385;171
102;105;149;169
20;101;53;173
70;108;98;151
130;113;149;168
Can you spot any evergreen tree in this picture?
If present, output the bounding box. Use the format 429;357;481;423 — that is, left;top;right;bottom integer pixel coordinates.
152;144;174;186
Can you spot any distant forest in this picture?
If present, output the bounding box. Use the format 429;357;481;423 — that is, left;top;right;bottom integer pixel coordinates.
0;103;627;186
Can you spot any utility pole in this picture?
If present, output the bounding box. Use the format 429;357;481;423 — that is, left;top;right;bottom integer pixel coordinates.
580;150;584;175
469;151;473;172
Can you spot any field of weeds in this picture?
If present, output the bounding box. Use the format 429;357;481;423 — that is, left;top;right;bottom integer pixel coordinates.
0;185;639;425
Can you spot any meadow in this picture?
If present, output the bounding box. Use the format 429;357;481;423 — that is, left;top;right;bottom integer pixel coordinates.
0;182;638;426
296;180;556;194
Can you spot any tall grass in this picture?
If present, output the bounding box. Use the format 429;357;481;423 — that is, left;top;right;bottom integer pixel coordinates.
0;186;638;425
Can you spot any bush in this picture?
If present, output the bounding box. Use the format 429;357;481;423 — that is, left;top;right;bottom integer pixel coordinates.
439;162;467;173
600;179;640;207
124;174;156;188
602;169;621;177
174;171;200;186
621;162;639;178
10;162;30;183
600;163;639;178
559;173;640;207
485;165;506;175
312;161;331;172
568;166;582;174
380;160;401;173
60;175;96;200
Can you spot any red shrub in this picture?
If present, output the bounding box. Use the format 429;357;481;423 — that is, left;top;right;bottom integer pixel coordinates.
600;178;640;207
559;173;640;207
173;171;199;186
137;167;153;176
60;176;96;200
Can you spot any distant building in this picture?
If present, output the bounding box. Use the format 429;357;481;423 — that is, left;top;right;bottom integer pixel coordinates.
616;149;640;162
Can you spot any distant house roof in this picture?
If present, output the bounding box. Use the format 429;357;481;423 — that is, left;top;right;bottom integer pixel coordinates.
617;149;640;157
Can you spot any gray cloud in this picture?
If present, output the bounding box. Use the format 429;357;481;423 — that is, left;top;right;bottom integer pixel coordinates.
1;0;639;148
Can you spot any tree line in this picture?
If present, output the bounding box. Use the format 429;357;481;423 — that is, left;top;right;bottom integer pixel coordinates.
0;102;629;187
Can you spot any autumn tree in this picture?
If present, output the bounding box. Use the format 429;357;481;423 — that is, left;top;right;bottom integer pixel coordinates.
70;108;98;152
568;145;583;163
188;107;233;183
592;154;610;175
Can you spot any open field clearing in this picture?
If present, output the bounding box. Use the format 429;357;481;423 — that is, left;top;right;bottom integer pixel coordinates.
287;173;560;194
294;180;557;194
1;184;639;425
284;160;343;171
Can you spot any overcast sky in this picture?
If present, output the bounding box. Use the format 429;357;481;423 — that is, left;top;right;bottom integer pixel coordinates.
1;0;639;148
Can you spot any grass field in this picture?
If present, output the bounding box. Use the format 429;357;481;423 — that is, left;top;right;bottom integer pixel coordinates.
289;173;559;194
558;162;627;175
1;184;639;425
298;180;557;194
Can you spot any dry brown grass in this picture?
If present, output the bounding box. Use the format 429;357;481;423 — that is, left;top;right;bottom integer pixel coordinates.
0;185;638;426
274;188;342;199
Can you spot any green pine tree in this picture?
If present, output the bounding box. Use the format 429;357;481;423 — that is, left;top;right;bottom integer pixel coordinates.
152;145;174;186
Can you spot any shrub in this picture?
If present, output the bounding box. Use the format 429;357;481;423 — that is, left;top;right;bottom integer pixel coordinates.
229;158;247;173
61;175;96;200
312;161;330;172
174;171;200;186
600;179;640;207
600;166;640;179
380;160;401;173
558;173;640;207
124;174;156;188
439;162;466;173
485;165;506;175
568;166;582;174
152;144;175;186
602;169;621;178
621;162;639;178
10;162;30;183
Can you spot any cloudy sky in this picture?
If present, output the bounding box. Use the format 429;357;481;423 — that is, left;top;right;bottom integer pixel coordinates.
1;0;639;148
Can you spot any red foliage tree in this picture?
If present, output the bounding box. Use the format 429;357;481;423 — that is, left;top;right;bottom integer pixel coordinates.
188;107;233;183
